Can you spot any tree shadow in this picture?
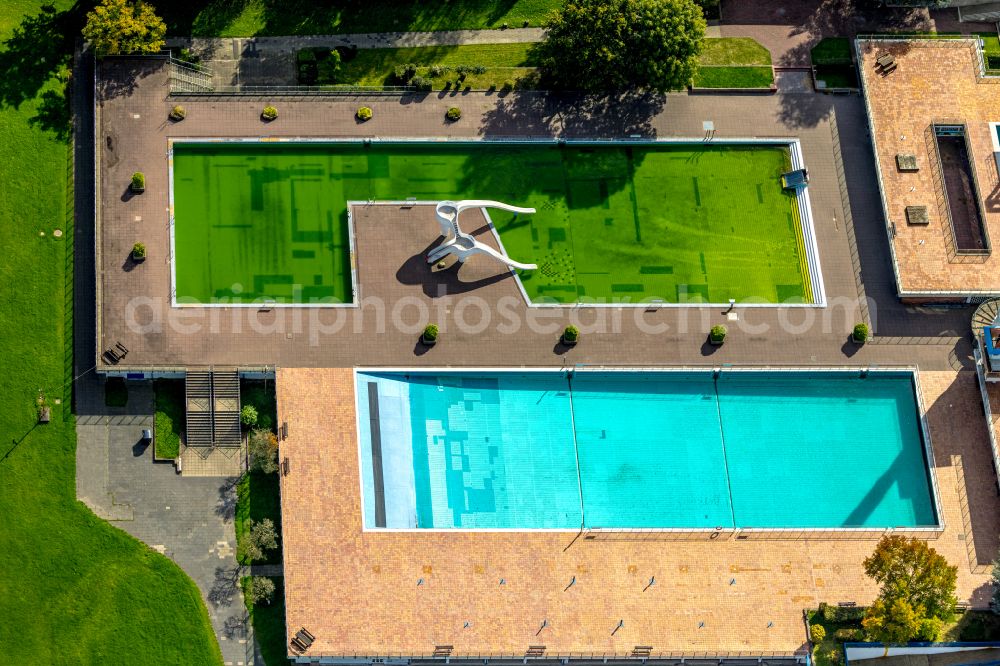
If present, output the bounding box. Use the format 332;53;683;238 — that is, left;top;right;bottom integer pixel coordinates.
559;91;665;138
29;86;72;141
776;90;835;130
923;374;1000;569
215;475;240;522
208;566;242;608
479;91;561;138
0;3;82;109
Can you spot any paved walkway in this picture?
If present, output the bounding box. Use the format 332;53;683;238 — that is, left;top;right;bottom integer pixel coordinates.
74;48;257;666
719;0;996;67
74;376;258;666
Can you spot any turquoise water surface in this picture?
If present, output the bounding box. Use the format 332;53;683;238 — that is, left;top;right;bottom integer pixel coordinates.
356;370;937;530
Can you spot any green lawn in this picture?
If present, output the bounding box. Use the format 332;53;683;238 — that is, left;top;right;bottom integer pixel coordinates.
810;38;858;89
154;379;184;459
236;470;282;565
242;379;277;431
242;576;288;666
151;0;560;37
699;37;771;66
329;42;540;90
325;38;774;91
692;66;774;88
0;3;222;663
692;38;774;89
171;141;810;305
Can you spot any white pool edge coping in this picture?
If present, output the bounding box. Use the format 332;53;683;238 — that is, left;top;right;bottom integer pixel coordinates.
165;136;826;309
351;365;943;535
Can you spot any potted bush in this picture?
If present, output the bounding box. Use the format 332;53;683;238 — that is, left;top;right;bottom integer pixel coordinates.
131;242;147;262
261;105;278;121
709;324;727;346
169;105;186;121
561;325;579;346
130;172;145;193
421;324;439;346
446;107;462;122
356;106;373;122
852;322;869;344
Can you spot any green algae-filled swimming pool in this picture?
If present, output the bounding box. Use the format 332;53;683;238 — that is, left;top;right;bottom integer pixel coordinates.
170;141;814;305
356;370;939;530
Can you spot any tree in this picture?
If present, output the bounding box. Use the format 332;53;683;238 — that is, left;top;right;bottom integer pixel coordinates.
83;0;166;56
245;576;276;605
536;0;706;92
863;597;922;654
240;404;258;427
238;517;278;563
863;536;958;622
248;428;279;474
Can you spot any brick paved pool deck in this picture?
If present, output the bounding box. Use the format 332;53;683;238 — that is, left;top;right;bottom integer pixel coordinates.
276;366;999;661
92;54;1000;664
858;39;1000;298
96;57;972;373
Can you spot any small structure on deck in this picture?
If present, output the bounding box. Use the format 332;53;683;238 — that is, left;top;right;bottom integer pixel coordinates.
781;168;809;191
428;200;538;271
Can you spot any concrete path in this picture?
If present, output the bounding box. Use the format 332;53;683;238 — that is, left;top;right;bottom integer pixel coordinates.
167;28;545;87
167;27;544;57
74;376;257;666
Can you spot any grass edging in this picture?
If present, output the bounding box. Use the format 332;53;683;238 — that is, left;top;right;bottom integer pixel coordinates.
242;576;287;666
154;379;184;460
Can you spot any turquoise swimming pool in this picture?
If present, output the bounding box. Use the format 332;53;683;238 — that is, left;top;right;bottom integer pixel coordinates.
356;370;938;530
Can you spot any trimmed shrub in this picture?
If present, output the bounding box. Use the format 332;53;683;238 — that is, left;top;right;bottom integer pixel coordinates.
853;322;869;343
562;325;579;343
240;404;258;427
169;104;185;120
820;602;866;623
422;324;439;343
261;105;278;121
472;65;487;75
833;627;863;642
409;75;432;91
710;324;727;342
428;65;451;77
356;106;373;121
446;107;462;121
501;80;515;92
130;171;145;192
316;49;341;83
810;624;826;644
500;22;509;29
131;242;146;259
393;62;418;83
